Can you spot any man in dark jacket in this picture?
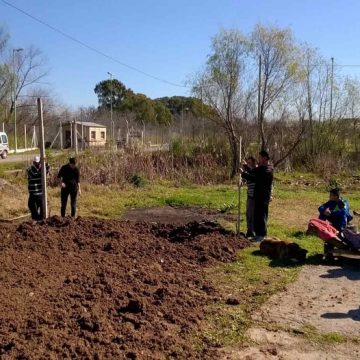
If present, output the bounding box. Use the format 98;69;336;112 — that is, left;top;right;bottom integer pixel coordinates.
241;150;273;241
243;156;257;238
27;156;49;220
58;157;81;217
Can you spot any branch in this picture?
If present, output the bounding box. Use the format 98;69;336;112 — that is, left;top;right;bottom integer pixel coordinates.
273;122;305;167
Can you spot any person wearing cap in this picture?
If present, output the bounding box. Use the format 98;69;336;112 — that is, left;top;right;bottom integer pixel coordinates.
26;156;49;220
58;157;81;217
241;150;274;242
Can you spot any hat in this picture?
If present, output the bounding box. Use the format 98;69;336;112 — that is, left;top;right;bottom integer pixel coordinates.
33;156;40;163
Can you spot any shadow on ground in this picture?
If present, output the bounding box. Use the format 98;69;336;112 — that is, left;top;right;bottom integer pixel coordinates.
321;307;360;321
319;266;360;281
251;249;360;270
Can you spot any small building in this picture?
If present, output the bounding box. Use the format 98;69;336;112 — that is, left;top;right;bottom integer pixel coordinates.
62;121;107;148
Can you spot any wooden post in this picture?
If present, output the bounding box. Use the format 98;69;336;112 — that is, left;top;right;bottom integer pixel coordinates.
37;98;48;219
70;121;73;148
74;121;78;155
257;55;262;148
81;121;84;150
59;119;63;149
24;124;27;149
236;136;242;236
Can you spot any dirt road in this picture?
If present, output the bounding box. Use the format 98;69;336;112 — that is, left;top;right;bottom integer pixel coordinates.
224;263;360;359
1;153;34;163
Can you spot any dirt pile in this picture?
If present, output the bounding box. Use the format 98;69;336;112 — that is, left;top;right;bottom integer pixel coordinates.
0;216;248;359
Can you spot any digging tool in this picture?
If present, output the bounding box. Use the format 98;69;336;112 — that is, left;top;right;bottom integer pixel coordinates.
236;136;242;236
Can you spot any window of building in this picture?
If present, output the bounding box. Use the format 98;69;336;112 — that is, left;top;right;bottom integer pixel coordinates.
91;131;96;140
100;131;105;139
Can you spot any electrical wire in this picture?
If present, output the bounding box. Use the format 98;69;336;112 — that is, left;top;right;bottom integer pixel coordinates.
1;0;188;88
3;0;360;91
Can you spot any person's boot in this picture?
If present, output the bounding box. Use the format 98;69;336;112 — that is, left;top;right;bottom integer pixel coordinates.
246;231;256;239
253;235;264;242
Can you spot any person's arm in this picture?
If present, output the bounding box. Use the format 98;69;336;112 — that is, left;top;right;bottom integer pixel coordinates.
45;162;50;175
58;166;66;188
331;208;347;230
241;167;257;182
319;201;331;216
76;168;81;195
27;166;39;180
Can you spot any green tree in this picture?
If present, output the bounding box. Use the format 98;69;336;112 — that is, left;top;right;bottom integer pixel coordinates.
124;93;156;123
153;101;172;125
94;79;132;111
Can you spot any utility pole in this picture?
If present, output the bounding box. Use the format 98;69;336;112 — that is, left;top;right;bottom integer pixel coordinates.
329;57;334;121
13;48;23;153
37;98;48;219
107;72;114;148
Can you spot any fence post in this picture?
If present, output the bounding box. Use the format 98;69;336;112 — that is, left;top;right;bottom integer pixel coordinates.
37;98;48;219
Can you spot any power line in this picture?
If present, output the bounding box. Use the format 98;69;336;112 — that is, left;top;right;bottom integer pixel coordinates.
1;0;187;89
4;0;360;92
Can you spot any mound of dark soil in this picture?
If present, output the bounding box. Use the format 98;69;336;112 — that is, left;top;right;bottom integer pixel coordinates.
0;216;248;359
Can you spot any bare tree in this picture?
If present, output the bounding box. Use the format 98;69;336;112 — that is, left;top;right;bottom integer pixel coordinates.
251;24;301;150
8;46;48;115
192;29;249;178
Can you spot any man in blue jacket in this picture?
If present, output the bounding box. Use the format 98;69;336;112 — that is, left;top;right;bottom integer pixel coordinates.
318;189;353;231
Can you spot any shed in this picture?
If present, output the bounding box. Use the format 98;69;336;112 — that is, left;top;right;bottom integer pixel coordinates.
62;121;107;148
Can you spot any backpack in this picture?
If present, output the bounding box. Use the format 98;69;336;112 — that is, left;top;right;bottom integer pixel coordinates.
307;219;338;241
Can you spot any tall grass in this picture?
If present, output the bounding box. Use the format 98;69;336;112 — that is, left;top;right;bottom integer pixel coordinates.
48;146;231;187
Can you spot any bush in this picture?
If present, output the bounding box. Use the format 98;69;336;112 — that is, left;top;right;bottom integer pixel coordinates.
130;174;146;188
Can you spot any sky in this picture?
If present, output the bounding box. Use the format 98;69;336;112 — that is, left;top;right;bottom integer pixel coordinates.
1;0;360;109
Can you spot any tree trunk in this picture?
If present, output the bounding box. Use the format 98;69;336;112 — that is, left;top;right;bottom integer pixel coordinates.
229;132;239;179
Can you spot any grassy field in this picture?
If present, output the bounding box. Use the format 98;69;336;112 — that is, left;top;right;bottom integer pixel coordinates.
1;161;360;350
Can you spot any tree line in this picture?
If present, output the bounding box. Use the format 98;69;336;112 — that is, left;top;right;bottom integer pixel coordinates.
192;24;360;177
1;23;360;177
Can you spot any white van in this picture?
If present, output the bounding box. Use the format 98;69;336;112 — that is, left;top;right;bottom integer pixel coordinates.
0;132;9;159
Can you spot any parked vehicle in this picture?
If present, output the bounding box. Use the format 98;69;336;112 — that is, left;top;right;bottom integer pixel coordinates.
0;132;9;159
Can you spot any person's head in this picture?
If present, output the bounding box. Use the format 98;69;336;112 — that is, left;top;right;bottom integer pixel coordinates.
69;157;76;168
246;156;256;169
33;156;40;168
329;188;340;201
258;150;270;166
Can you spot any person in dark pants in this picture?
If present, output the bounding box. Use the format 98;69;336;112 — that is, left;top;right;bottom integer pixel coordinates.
27;156;49;220
58;157;81;217
241;150;273;242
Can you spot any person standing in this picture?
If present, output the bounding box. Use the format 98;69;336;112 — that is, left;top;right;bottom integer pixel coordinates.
241;150;273;242
58;157;81;217
27;156;49;220
242;156;257;238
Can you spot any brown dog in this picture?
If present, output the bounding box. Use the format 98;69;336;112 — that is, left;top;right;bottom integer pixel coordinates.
260;237;308;262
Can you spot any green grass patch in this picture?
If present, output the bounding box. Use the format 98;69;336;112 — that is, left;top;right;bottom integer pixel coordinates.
299;324;351;345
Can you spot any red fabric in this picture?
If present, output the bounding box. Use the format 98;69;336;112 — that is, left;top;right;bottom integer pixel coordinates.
308;218;338;241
